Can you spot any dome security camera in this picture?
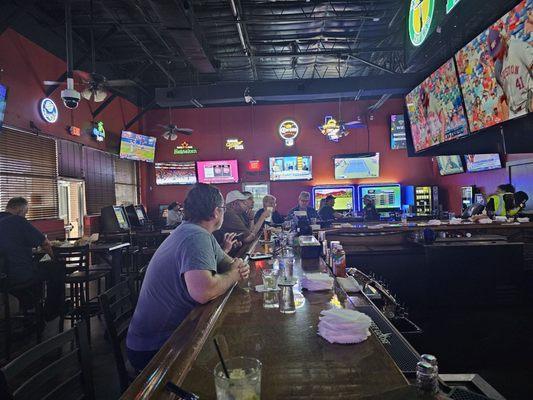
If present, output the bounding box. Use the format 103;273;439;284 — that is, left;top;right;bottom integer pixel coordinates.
61;78;81;109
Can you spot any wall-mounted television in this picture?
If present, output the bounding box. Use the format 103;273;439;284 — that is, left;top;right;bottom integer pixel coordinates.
155;162;197;185
119;131;156;163
334;153;379;179
436;155;465;176
312;186;355;211
269;156;312;181
405;58;470;152
358;184;401;211
455;0;532;133
390;114;407;149
0;84;7;130
464;154;503;172
196;160;239;184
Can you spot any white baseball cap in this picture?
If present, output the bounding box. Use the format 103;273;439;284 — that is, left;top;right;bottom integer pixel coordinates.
225;190;249;205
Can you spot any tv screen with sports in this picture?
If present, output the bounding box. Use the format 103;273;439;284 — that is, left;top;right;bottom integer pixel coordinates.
119;131;156;163
334;153;379;179
0;84;7;130
197;160;239;184
390;114;407;149
455;0;532;132
437;155;465;176
405;58;470;152
464;154;503;172
359;184;401;210
155;162;197;185
312;186;355;211
269;156;312;181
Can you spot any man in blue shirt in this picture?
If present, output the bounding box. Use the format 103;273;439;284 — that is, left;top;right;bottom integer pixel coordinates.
319;195;343;221
0;197;63;320
126;184;250;371
287;191;320;220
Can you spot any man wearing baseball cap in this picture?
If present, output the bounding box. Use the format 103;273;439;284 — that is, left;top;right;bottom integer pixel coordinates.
215;190;271;246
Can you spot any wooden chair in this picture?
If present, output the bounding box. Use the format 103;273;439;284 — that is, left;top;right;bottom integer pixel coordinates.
98;279;137;393
0;320;94;400
53;245;109;339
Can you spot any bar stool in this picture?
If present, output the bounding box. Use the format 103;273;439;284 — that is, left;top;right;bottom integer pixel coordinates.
53;245;109;340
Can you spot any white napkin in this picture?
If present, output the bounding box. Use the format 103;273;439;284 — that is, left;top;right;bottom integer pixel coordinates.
478;218;493;224
517;217;530;223
301;273;334;291
449;217;463;225
318;308;372;344
337;277;362;293
494;216;507;222
427;219;442;226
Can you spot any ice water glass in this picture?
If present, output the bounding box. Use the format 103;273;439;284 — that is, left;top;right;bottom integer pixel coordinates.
261;269;279;291
214;357;262;400
279;286;296;314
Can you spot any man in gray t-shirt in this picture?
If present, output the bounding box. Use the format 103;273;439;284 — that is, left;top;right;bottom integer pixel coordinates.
126;184;249;370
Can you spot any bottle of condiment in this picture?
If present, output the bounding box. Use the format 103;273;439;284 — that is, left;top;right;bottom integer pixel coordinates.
333;245;346;278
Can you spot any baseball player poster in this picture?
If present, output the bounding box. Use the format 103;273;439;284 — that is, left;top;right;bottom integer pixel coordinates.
456;0;532;132
406;58;469;152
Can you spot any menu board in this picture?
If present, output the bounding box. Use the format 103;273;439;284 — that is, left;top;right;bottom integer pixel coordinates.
456;0;532;132
406;59;470;152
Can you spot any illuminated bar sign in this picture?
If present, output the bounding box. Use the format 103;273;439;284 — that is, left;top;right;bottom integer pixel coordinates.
446;0;460;13
92;121;105;142
68;126;81;136
278;119;299;146
408;0;435;47
39;98;59;123
225;138;244;150
247;160;264;172
174;141;198;155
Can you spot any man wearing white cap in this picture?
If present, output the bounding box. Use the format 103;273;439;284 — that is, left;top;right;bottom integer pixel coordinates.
215;190;271;245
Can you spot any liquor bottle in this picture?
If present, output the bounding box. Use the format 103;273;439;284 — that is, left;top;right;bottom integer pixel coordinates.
333;245;346;278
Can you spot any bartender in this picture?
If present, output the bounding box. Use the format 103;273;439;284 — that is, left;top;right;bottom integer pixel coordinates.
485;184;515;217
318;195;343;221
508;191;529;217
362;195;380;221
287;191;319;220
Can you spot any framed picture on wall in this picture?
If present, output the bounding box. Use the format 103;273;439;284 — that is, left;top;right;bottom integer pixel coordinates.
242;182;270;212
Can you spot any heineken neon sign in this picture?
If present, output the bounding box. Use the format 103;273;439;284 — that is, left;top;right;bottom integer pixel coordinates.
408;0;435;47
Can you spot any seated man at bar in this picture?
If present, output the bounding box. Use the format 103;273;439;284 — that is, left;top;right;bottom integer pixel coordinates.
166;201;183;227
241;191;256;228
0;197;64;320
254;194;284;228
362;195;380;221
318;195;343;221
126;184;250;371
215;190;271;245
287;191;320;220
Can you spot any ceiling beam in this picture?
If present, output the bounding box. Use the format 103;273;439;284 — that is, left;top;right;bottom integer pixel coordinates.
0;0;39;35
124;98;157;130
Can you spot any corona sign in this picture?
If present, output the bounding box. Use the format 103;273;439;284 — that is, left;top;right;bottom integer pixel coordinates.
408;0;435;47
278;119;299;146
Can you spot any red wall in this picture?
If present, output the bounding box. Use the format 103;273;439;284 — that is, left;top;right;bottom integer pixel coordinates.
0;28;139;153
141;99;438;215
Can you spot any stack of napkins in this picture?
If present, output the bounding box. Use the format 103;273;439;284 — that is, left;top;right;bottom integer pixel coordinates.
301;273;334;291
517;217;530;223
318;308;372;344
427;219;442;226
449;217;463;225
478;218;493;224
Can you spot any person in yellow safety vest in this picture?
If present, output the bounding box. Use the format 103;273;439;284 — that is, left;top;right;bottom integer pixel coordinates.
485;184;515;217
508;191;529;217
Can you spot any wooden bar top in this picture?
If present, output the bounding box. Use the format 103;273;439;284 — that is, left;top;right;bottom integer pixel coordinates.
122;237;412;399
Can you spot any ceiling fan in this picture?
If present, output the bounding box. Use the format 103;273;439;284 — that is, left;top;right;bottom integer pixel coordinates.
43;0;135;103
159;107;193;140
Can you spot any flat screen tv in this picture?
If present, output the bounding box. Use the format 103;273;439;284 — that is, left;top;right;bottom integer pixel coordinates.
455;0;532;132
358;184;401;211
119;131;156;163
269;156;312;181
390;114;407;149
0;84;7;130
312;186;355;211
405;58;470;152
334;153;379;179
436;155;465;176
196;160;239;184
155;162;197;185
464;154;503;172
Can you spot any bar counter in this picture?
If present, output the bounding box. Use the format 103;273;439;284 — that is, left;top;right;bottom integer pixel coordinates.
121;239;419;399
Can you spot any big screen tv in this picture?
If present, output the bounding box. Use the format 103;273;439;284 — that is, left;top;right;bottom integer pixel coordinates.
358;184;401;211
456;0;532;133
155;162;197;185
119;131;156;163
406;58;470;152
436;155;464;176
390;115;407;149
0;84;7;130
312;186;355;211
269;156;312;181
196;160;239;184
334;153;379;179
464;154;503;172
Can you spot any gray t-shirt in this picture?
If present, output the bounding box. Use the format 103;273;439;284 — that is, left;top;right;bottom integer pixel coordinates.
126;221;226;351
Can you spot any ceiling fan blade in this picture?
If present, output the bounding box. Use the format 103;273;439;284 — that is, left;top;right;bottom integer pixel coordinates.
93;90;107;102
170;133;178;141
162;132;171;140
105;79;137;87
176;128;193;134
81;88;93;101
44;80;66;86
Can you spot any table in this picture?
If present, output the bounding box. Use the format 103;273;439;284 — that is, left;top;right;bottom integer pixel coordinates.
89;242;131;286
